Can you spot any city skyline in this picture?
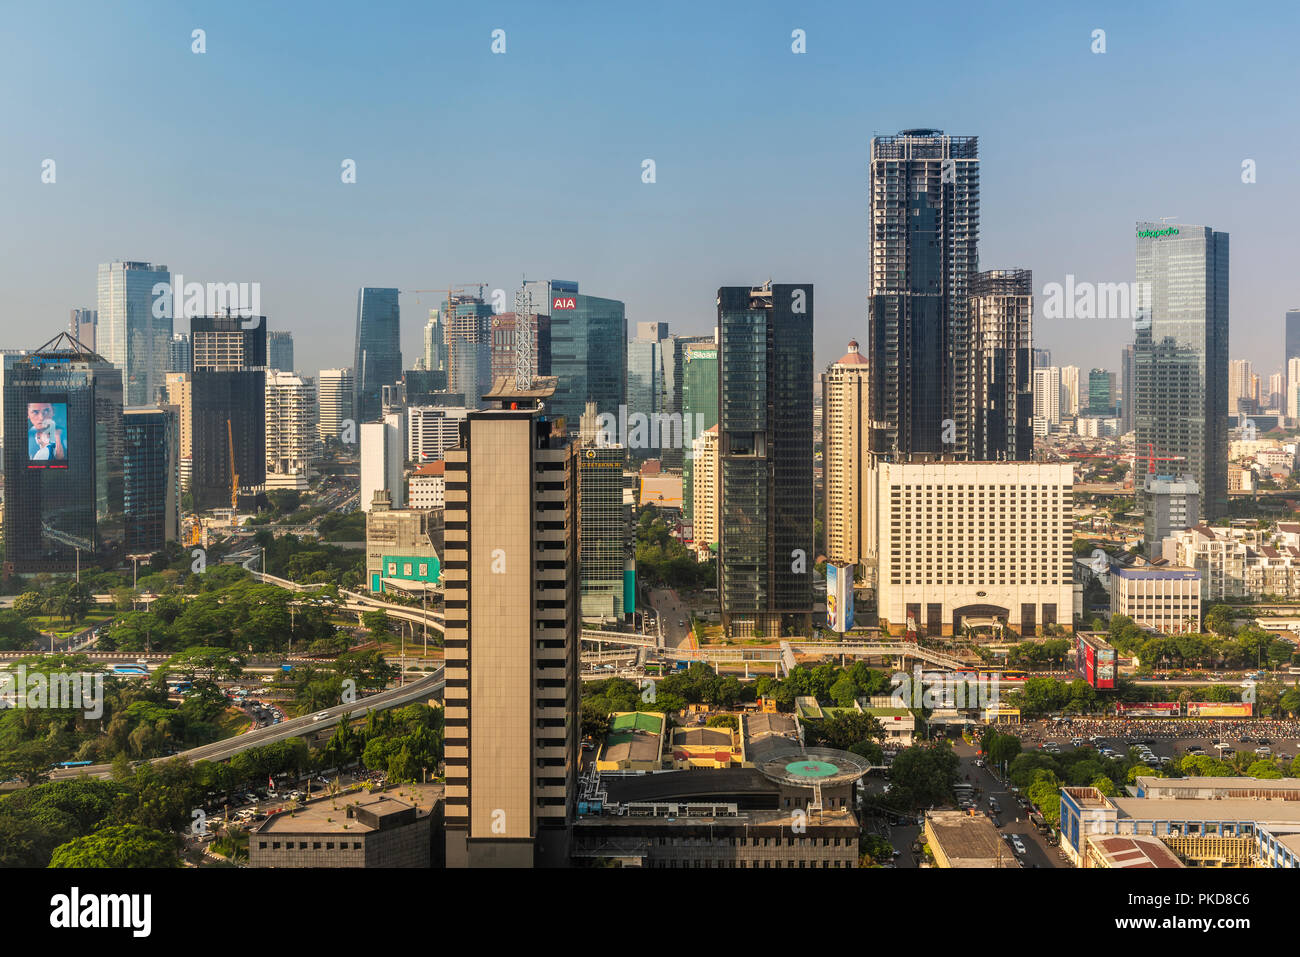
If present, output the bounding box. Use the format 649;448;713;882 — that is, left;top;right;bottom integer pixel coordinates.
4;2;1298;380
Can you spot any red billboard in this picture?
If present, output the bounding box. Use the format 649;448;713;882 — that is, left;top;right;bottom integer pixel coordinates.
1075;632;1116;689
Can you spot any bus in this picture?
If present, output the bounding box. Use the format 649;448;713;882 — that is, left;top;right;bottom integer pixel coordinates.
109;664;147;676
51;760;93;769
166;681;193;695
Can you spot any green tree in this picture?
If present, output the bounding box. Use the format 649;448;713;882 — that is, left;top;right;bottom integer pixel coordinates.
48;824;181;868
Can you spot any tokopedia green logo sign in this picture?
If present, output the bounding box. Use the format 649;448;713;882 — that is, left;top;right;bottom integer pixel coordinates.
1137;227;1179;238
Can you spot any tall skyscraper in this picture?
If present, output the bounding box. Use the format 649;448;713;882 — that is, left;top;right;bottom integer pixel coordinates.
190;315;267;511
1229;359;1254;414
423;309;443;372
353;287;402;424
1120;344;1136;433
528;280;627;430
690;426;720;558
317;368;354;444
69;308;97;352
822;340;872;579
1134;221;1229;520
626;322;667;459
1286;310;1300;412
868;129;979;456
3;333;123;572
717;282;814;637
267;330;294;372
578;439;629;622
1032;366;1061;437
1267;371;1284;412
123;407;179;553
407;405;471;463
1032;347;1052;369
163;372;193;492
659;333;714;469
443;377;579;868
360;410;406;511
968;268;1033;461
1088;368;1113;416
680;340;719;523
168;333;191;376
265;370;316;487
97;260;171;407
1059;365;1080;416
445;294;494;411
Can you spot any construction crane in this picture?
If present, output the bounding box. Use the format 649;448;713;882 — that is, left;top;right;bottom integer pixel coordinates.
402;283;490;307
1065;442;1187;474
227;418;239;511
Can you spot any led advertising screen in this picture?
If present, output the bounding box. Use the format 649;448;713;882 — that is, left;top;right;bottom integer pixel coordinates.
1116;702;1180;717
826;563;854;633
25;398;68;468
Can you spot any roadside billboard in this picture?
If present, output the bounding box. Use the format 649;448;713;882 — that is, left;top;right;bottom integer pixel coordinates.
1116;702;1180;717
1186;701;1253;718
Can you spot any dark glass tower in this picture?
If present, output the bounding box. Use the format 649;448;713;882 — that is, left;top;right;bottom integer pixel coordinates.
531;280;626;430
190;315;267;511
2;333;123;572
1134;222;1229;520
868;130;980;456
123;407;179;552
353;287;402;423
968;268;1033;460
717;282;813;637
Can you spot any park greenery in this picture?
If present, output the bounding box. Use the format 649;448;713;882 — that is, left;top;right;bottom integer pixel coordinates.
634;508;715;590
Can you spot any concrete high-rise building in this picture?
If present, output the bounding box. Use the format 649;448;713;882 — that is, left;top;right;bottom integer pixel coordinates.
1088;368;1113;416
163;372;192;492
268;330;294;373
443;377;579;868
1288;358;1300;421
190;316;266;511
3;333;123;572
680;340;719;523
123;407;179;552
1120;344;1136;433
317;368;354;444
1267;371;1284;412
487;312;551;386
361;410;406;512
868;459;1074;637
1144;473;1200;560
525;280;627;431
690;426;720;559
407;405;471;463
1134;222;1229;520
822;340;871;579
968;268;1033;461
1033;366;1061;436
717;282;814;637
445;294;494;411
168;333;191;376
868;129;979;457
353;287;402;424
1032;347;1051;369
97;260;171;407
265;370;316;488
1229;359;1254;414
1059;366;1080;416
70;308;97;352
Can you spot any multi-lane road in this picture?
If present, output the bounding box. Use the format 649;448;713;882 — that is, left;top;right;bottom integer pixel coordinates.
49;668;444;780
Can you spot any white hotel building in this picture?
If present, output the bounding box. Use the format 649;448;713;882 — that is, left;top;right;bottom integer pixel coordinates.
869;459;1074;637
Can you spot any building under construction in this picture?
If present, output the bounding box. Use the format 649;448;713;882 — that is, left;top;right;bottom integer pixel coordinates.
189;315;266;511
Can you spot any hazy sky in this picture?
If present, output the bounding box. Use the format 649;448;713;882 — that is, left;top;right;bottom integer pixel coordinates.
3;0;1298;381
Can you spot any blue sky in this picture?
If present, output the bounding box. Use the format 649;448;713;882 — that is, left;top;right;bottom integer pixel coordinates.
3;0;1298;381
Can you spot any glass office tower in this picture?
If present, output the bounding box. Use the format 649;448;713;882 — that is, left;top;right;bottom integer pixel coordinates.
868;130;980;457
579;443;628;622
540;282;626;430
191;316;267;511
267;330;294;372
3;334;123;572
1134;222;1229;520
680;340;719;522
123;407;179;553
353;287;402;423
96;260;171;407
717;282;813;637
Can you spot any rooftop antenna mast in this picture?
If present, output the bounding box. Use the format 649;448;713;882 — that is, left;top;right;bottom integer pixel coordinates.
515;279;534;390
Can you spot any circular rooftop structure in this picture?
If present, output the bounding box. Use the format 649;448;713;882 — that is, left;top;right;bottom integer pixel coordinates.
757;747;871;789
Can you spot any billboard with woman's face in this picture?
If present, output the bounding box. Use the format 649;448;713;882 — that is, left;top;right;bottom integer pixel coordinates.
26;400;69;467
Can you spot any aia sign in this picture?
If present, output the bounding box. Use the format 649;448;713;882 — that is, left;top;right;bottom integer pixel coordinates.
552;297;576;310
